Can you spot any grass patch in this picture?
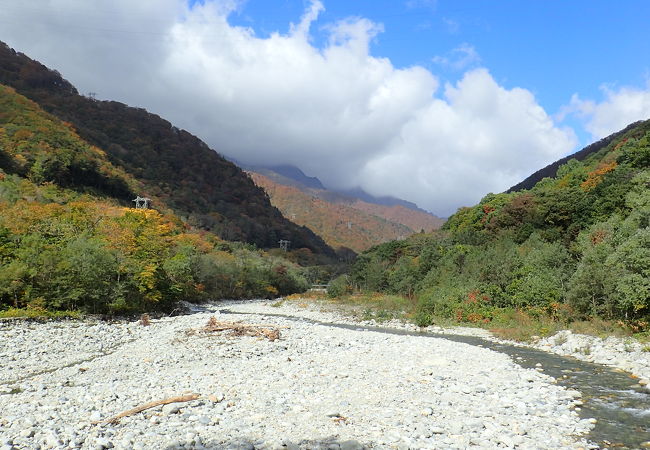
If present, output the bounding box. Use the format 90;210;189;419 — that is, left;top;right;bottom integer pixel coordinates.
568;318;631;338
554;333;568;345
487;308;564;342
0;307;81;319
331;292;416;321
283;290;328;301
306;289;650;344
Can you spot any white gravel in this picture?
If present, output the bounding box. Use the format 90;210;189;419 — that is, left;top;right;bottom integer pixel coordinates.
530;330;650;383
0;300;594;449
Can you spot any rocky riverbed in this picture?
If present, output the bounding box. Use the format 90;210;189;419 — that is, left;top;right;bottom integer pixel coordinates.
262;298;650;384
530;330;650;384
0;300;595;449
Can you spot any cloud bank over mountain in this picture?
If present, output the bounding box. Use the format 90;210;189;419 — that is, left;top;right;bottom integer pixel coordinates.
564;81;650;141
2;0;647;215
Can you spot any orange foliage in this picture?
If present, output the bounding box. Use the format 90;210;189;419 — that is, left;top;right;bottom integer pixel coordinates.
613;138;628;151
580;161;618;191
589;228;608;245
173;232;215;253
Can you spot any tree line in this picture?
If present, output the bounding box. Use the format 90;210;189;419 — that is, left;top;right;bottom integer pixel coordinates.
344;121;650;328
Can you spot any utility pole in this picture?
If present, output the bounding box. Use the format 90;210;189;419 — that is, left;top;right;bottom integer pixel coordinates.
278;240;290;251
133;196;151;209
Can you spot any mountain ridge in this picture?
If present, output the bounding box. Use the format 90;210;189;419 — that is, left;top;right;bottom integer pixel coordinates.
507;120;645;193
236;160;437;215
248;170;444;253
0;41;334;257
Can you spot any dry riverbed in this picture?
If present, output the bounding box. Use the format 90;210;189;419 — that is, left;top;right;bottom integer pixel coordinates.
0;300;596;449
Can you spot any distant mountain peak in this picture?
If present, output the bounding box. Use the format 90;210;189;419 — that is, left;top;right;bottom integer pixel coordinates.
233;160;325;190
233;161;437;215
247;168;445;252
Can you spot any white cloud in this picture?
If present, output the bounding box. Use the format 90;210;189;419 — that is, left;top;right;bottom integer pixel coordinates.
562;81;650;139
432;43;480;71
0;0;576;216
359;69;577;214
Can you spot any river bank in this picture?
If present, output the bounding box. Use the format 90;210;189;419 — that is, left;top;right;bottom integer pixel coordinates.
0;300;594;449
266;298;650;384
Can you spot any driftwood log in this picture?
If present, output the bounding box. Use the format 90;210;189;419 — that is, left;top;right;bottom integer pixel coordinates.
91;393;200;424
186;317;283;341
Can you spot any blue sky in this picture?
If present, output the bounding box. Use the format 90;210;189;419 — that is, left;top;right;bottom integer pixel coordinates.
215;0;650;146
1;0;650;215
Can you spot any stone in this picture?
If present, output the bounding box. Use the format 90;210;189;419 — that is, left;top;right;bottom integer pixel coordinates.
339;441;363;450
198;416;211;425
95;437;113;449
208;392;225;403
184;432;196;442
162;404;181;416
567;390;582;398
45;432;62;448
19;429;34;438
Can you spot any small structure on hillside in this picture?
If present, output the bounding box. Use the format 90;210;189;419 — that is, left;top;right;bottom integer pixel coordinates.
278;240;291;251
133;196;151;209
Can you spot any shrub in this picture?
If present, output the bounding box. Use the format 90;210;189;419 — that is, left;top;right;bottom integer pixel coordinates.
327;275;351;298
413;309;434;327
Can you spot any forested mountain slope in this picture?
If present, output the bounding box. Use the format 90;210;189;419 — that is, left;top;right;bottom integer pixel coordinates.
249;171;415;253
0;84;137;199
0;42;333;256
350;119;650;325
507;121;643;192
0;85;310;314
343;200;444;234
247;164;444;247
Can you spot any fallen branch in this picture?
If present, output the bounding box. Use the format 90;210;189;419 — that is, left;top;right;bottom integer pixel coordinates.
91;393;199;424
187;317;283;341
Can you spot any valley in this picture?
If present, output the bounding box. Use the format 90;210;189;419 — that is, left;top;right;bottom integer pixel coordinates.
0;19;649;450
